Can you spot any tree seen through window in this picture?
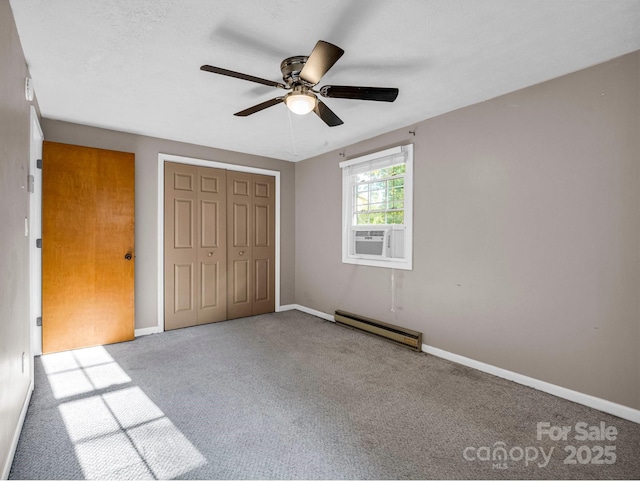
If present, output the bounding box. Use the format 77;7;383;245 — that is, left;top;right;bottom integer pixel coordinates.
354;164;405;225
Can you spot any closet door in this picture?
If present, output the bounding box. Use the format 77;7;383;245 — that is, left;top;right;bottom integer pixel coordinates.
197;167;227;324
165;163;227;329
227;172;276;319
227;172;253;320
251;174;276;315
165;163;197;330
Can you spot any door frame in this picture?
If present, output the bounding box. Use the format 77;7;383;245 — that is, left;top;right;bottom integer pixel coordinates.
157;153;281;333
29;106;43;359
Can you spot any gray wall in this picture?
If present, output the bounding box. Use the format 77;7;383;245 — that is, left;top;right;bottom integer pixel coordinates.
295;52;640;410
0;1;37;476
42;120;296;330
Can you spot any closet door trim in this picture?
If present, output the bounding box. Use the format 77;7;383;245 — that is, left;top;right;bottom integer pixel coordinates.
157;153;280;333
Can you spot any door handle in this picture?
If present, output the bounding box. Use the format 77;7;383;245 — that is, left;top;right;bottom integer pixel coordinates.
239;251;245;256
124;253;133;260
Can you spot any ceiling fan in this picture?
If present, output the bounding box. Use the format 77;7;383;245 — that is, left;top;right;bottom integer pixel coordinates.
200;40;399;127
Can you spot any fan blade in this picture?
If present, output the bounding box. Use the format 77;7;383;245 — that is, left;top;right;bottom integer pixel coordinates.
200;65;286;89
319;85;399;102
234;97;284;116
313;100;343;127
299;40;344;86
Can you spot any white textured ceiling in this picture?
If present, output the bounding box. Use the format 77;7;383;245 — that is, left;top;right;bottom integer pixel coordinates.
10;0;640;162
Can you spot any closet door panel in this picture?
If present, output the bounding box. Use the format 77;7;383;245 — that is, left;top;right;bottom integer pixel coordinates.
227;172;253;319
165;163;198;330
197;167;227;324
166;163;227;329
252;174;276;315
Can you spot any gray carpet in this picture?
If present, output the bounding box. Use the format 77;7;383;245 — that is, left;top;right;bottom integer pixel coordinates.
9;310;640;479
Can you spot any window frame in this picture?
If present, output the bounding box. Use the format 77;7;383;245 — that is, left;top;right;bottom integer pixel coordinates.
340;144;413;270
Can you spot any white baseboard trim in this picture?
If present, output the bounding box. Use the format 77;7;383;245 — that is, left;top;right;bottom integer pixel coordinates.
276;303;297;312
2;379;34;480
422;344;640;424
288;304;640;424
279;304;335;322
135;326;162;337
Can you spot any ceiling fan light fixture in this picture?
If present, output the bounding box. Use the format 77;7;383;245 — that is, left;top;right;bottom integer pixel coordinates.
201;40;398;126
284;90;317;115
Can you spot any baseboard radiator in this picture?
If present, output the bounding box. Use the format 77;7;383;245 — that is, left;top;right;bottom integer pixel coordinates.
334;310;422;351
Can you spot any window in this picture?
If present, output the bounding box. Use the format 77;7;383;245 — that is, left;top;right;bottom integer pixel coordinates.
340;144;413;270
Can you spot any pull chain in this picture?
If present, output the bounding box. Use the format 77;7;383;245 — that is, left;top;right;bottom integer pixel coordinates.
286;109;298;160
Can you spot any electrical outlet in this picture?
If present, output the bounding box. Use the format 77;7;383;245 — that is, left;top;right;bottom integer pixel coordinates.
25;217;29;237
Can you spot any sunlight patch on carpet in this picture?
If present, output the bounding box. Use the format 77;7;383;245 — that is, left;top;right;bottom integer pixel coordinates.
43;346;207;479
42;346;131;399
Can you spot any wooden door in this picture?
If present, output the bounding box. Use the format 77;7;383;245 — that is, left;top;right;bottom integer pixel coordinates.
42;141;135;354
164;163;227;330
227;172;275;319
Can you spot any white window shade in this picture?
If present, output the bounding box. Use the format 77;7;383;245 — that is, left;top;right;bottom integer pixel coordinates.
339;146;407;176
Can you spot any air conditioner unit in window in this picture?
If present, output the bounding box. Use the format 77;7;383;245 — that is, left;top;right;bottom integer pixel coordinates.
351;227;405;259
354;229;387;256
